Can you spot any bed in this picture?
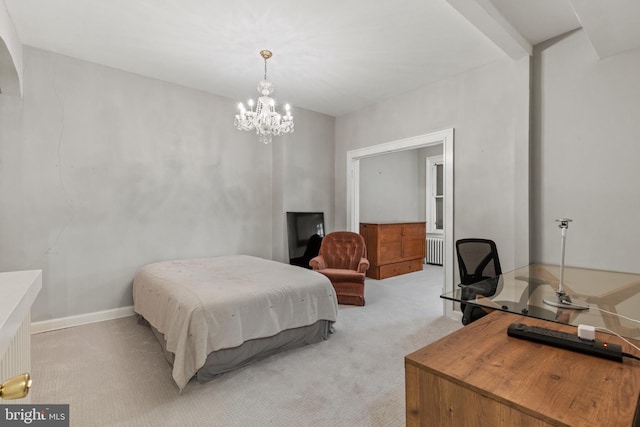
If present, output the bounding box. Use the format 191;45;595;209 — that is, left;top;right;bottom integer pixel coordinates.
132;255;339;391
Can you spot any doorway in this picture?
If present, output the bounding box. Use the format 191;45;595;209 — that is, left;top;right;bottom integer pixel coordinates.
346;128;454;316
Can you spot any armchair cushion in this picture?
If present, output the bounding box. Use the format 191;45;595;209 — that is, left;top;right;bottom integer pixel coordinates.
316;268;365;283
309;256;369;274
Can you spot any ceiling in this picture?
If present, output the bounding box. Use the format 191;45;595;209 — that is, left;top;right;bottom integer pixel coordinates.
3;0;638;117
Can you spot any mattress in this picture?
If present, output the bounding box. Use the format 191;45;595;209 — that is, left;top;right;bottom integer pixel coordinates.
132;255;339;390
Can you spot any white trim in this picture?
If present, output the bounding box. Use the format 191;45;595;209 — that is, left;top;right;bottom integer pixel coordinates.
426;155;444;234
31;306;135;334
346;128;455;317
445;0;531;59
0;270;41;358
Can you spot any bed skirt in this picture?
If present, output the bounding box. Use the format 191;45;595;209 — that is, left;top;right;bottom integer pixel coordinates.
146;318;333;384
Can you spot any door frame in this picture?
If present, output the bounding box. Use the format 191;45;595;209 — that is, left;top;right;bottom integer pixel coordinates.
346;128;455;316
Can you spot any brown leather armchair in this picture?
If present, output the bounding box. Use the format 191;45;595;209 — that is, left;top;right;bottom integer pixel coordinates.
309;231;370;306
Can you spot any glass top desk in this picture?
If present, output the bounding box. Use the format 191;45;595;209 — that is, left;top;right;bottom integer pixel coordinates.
440;263;640;339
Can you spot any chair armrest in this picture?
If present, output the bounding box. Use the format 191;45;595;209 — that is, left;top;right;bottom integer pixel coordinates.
309;255;326;270
357;258;370;273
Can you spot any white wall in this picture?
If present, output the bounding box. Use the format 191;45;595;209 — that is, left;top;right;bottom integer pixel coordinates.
359;150;421;223
274;108;335;262
0;47;334;322
531;29;640;273
336;56;530;276
358;144;443;225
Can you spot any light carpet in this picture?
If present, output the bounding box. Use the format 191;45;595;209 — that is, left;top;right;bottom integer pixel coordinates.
30;265;461;427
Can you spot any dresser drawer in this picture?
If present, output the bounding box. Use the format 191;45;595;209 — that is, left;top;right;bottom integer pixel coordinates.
402;223;425;240
403;238;425;258
378;224;403;243
378;259;423;279
379;241;402;263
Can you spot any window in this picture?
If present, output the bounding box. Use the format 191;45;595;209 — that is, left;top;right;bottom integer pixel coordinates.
426;155;444;234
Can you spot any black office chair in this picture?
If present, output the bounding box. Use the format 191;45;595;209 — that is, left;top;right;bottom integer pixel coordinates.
456;238;502;325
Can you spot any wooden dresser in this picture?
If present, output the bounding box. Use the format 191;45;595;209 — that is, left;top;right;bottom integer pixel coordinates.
359;222;426;279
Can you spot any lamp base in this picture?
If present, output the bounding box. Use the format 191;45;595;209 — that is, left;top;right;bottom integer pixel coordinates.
543;291;589;310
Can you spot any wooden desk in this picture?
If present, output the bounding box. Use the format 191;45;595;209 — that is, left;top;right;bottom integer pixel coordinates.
405;311;640;426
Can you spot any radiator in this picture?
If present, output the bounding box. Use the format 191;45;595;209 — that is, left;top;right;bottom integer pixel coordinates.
0;311;32;403
426;237;444;265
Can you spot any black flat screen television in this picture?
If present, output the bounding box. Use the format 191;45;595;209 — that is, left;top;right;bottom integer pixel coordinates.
286;212;325;268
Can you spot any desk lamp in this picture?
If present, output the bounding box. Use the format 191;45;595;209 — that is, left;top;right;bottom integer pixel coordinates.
543;218;588;310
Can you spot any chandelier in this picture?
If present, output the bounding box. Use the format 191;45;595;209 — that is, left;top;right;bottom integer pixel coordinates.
234;50;294;144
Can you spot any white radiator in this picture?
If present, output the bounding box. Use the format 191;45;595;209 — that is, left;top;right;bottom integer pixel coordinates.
0;311;31;403
426;237;444;265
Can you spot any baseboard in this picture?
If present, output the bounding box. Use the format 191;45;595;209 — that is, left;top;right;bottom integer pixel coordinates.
31;306;135;334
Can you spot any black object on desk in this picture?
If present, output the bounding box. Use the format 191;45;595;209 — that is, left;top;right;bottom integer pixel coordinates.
507;322;623;362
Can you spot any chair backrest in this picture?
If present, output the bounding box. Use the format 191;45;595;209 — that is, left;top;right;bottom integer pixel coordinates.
456;238;502;285
318;231;367;271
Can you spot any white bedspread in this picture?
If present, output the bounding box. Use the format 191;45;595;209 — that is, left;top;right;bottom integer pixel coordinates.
132;255;338;390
